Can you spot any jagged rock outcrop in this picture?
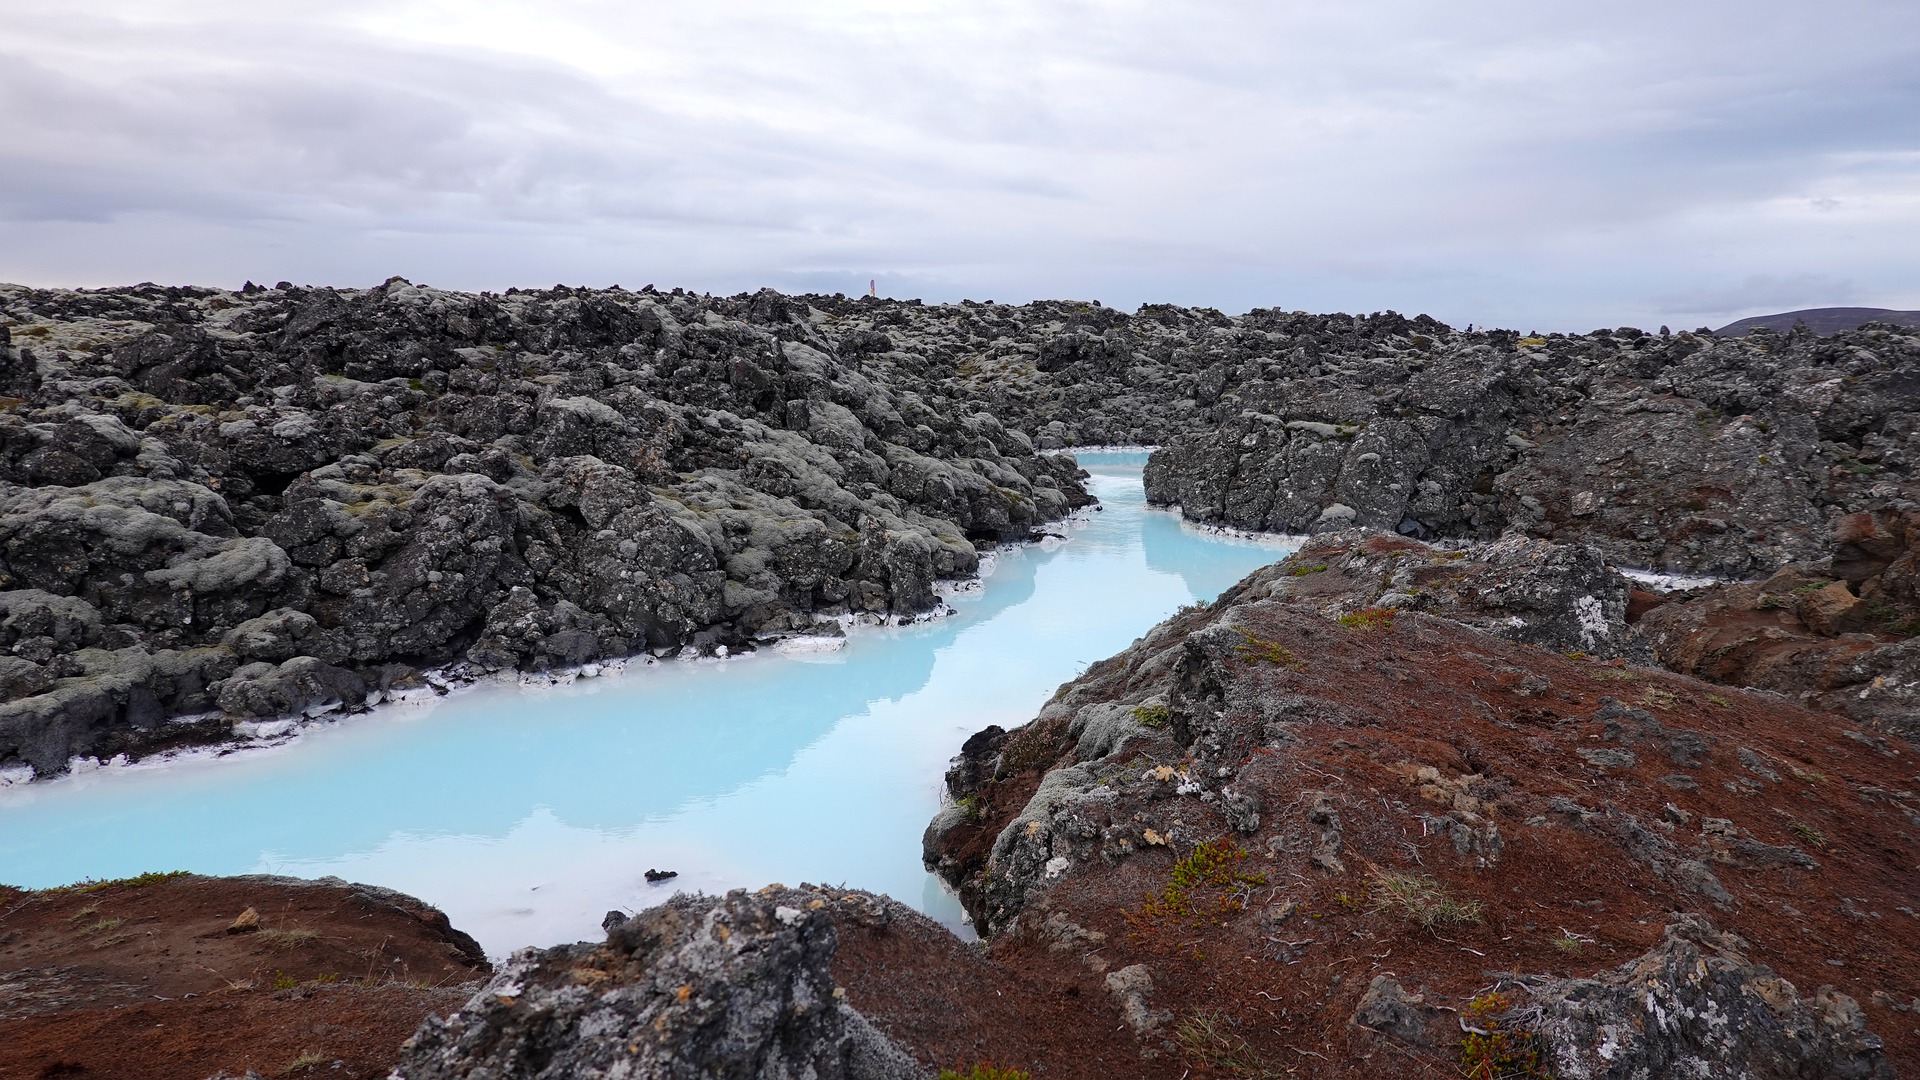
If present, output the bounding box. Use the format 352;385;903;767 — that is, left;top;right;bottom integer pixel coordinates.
1142;323;1917;577
0;281;1092;776
1251;529;1644;657
394;887;925;1080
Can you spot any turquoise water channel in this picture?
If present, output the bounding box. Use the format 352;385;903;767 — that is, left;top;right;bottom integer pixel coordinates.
0;453;1298;954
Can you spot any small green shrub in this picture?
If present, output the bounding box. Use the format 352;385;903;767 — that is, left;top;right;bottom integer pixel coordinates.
1175;1012;1280;1078
1234;627;1301;668
1337;607;1399;632
1789;821;1828;849
999;723;1063;773
1867;601;1920;636
1459;992;1548;1079
282;1050;330;1075
40;870;189;896
1551;930;1590;955
1789;764;1827;784
938;1065;1031;1080
1287;563;1328;577
1131;704;1172;729
1132;838;1268;929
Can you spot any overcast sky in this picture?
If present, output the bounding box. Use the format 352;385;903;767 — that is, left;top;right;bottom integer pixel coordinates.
3;1;1917;330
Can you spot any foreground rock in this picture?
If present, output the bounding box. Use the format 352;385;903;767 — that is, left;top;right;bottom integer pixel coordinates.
1528;916;1891;1079
397;888;923;1080
396;883;1172;1080
0;872;488;1080
925;537;1917;1077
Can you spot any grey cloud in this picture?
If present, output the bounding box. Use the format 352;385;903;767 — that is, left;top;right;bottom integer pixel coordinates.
0;1;1917;328
1656;274;1862;317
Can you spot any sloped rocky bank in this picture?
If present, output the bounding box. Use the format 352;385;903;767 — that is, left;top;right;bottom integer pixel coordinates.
915;533;1916;1077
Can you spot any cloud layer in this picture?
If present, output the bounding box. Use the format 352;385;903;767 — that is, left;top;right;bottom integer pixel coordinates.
2;0;1917;329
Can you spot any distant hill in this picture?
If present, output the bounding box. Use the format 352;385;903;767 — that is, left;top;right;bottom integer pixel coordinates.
1715;306;1920;336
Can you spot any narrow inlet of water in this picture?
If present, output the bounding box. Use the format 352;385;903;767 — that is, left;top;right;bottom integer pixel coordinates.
0;453;1299;954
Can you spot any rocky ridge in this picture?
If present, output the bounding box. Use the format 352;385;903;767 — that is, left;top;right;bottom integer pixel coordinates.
1141;321;1917;577
0;281;1091;778
1717;307;1920;337
396;888;925;1080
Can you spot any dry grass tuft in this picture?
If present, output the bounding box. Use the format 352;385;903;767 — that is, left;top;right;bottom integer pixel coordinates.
1368;871;1484;929
259;928;322;949
1175;1012;1282;1078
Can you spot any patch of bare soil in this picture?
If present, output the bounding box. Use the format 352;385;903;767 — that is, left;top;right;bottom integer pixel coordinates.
829;893;1157;1079
0;874;488;1080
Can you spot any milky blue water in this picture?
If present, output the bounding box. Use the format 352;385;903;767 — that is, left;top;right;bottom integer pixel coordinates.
0;453;1296;954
